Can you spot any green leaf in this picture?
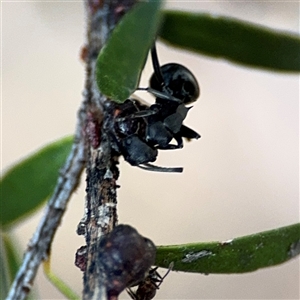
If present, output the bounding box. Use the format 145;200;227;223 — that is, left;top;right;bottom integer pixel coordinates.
0;136;73;228
159;11;300;72
156;223;300;273
96;0;162;103
0;234;20;299
43;256;80;300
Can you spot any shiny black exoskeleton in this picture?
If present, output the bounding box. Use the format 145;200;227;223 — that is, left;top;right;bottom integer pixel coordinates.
104;99;159;168
104;45;200;172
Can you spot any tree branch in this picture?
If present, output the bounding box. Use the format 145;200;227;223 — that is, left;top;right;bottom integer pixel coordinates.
78;1;136;299
6;112;86;300
7;1;136;299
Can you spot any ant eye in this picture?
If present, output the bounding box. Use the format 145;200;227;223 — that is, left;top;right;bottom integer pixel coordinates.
149;63;200;104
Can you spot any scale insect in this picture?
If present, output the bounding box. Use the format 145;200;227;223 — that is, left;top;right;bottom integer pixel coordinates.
104;45;200;172
98;225;156;299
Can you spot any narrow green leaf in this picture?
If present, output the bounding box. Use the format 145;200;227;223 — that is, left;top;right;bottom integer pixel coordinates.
0;136;73;228
43;257;80;300
159;11;300;72
1;235;11;299
96;0;162;103
0;234;20;299
156;223;300;274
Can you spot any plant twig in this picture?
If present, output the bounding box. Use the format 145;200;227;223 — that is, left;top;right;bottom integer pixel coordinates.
6;121;86;300
77;1;137;299
7;1;136;299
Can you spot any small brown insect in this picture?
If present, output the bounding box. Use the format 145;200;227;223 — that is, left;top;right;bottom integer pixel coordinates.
80;45;88;63
127;263;173;300
75;245;87;272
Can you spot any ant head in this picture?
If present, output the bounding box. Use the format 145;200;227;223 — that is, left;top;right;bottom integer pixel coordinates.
149;63;200;105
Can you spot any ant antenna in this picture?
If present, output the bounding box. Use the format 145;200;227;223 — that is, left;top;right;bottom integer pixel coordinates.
151;44;165;91
157;262;174;288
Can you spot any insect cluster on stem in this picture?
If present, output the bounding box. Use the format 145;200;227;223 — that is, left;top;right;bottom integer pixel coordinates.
104;45;200;173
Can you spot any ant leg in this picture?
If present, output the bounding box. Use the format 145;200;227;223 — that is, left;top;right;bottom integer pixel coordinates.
180;124;201;140
116;109;157;121
137;87;181;104
148;268;163;288
116;100;159;121
151;44;165;90
138;163;183;173
156;262;174;289
126;288;137;300
157;135;183;150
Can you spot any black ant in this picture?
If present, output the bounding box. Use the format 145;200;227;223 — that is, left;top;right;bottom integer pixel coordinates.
126;264;173;300
103;44;200;172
